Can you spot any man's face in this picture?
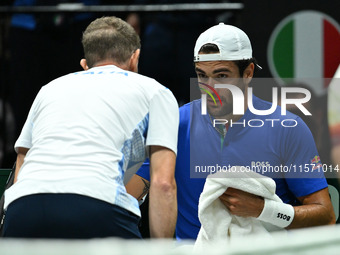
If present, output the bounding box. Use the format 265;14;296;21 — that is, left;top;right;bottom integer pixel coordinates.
195;60;245;118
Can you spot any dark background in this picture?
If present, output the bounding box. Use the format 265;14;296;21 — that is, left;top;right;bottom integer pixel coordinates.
2;0;339;166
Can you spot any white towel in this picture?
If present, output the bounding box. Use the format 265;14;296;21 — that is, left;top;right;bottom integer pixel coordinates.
194;167;285;249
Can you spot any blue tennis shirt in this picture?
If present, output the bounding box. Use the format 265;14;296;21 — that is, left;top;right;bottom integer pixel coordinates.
137;95;327;240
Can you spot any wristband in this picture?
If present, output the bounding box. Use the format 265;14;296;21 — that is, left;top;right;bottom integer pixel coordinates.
257;198;295;228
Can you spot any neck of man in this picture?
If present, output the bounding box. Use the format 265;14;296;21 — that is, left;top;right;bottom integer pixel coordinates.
93;60;128;70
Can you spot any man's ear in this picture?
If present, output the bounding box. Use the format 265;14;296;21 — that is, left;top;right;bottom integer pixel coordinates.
243;62;254;85
128;49;140;73
80;59;89;70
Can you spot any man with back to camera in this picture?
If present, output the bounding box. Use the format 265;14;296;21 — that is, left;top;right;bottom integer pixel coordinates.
126;23;336;240
2;16;179;239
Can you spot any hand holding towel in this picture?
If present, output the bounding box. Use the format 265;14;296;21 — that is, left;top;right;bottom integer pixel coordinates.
195;167;287;250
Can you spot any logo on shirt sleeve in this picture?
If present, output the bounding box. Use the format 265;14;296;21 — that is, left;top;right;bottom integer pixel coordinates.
311;155;322;170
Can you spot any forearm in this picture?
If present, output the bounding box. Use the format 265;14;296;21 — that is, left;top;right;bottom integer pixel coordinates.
126;175;150;201
149;179;177;238
14;147;29;183
148;146;177;238
256;187;335;229
125;172;177;237
287;204;336;229
287;187;336;229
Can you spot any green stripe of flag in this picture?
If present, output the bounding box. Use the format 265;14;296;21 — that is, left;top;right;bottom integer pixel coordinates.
273;20;294;78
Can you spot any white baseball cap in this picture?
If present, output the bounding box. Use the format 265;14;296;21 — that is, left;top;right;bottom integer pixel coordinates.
194;23;255;63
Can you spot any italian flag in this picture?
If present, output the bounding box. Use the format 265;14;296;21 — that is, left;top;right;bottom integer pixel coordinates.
269;11;340;95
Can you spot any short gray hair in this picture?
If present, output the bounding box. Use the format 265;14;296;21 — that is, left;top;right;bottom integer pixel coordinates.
82;16;141;68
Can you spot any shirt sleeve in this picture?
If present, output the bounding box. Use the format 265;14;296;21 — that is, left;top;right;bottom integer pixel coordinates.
137;102;187;182
145;87;179;155
282;117;328;197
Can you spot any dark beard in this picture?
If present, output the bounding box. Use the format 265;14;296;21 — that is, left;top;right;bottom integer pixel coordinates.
208;79;246;118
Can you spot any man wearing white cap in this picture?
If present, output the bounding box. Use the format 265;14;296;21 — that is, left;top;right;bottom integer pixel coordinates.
127;23;335;240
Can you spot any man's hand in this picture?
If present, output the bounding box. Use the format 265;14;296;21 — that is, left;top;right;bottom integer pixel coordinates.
219;187;264;218
219;187;336;228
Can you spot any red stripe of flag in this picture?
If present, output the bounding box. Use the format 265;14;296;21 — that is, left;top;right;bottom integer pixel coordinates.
323;19;340;88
